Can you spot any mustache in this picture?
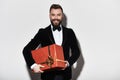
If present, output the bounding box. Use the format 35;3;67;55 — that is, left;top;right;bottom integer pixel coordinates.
52;19;61;21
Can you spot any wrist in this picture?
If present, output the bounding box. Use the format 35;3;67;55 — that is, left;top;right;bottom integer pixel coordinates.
31;63;37;69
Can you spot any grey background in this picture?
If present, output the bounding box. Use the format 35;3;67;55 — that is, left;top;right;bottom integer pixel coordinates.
0;0;120;80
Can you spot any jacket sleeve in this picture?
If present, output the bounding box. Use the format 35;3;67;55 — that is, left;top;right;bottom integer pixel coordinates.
67;29;81;66
22;29;43;68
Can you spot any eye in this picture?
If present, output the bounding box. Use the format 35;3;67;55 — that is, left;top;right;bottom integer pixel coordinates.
57;14;62;16
51;14;55;16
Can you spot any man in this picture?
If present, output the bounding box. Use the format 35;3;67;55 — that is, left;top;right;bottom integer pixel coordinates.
23;4;80;80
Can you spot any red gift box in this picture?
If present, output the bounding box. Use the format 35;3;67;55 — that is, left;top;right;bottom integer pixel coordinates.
31;44;66;72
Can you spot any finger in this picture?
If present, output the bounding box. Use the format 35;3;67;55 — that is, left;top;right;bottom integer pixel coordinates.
62;68;65;70
39;70;44;73
38;64;45;68
62;63;68;70
62;67;66;70
40;65;45;68
64;61;67;63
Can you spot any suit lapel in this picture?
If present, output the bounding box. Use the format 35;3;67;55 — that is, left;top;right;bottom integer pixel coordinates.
47;25;55;44
62;26;67;46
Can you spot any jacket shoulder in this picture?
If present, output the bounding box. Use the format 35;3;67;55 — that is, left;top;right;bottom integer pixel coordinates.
63;26;74;33
38;25;50;33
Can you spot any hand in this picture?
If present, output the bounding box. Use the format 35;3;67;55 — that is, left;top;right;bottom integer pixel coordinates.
62;61;69;70
32;64;44;73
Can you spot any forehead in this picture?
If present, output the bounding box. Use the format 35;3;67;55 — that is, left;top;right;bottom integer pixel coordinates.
50;9;63;14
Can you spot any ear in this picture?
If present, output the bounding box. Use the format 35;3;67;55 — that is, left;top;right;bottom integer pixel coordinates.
62;13;64;19
49;13;51;18
49;14;50;20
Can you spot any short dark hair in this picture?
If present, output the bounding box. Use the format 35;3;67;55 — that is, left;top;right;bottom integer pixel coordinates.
49;4;63;13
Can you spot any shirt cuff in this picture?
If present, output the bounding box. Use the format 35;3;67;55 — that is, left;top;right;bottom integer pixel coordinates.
30;63;37;69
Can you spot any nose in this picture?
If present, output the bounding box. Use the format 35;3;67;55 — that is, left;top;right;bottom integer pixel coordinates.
54;15;58;19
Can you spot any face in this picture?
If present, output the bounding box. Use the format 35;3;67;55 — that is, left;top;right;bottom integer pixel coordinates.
49;8;63;27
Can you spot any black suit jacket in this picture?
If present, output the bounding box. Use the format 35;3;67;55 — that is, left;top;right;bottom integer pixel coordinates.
23;25;80;79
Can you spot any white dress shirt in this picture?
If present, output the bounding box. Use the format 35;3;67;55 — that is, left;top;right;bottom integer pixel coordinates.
51;25;63;46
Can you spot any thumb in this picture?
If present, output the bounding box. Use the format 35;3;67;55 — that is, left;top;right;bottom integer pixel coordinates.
39;64;44;68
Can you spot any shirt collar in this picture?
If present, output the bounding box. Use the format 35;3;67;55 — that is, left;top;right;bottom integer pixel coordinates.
51;24;62;31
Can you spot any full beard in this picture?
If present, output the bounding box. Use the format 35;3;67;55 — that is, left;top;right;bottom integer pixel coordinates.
51;19;62;27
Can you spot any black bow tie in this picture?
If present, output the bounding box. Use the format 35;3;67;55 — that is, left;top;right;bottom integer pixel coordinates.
53;26;61;31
